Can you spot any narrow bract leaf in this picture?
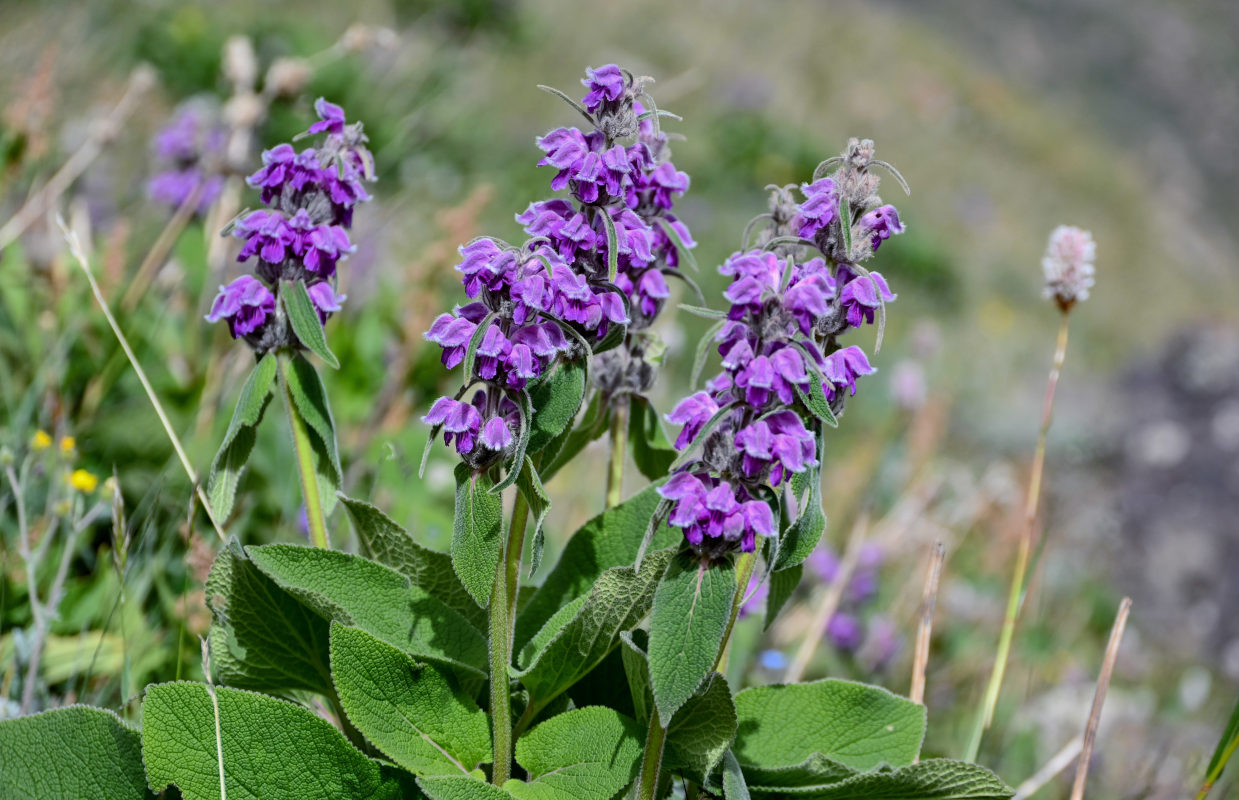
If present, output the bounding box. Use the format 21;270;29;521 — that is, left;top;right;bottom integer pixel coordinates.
776;433;827;571
453;463;505;608
619;631;652;725
514;486;676;651
462;311;498;388
732;679;926;771
600;208;619;282
678;303;728;320
723;750;752;800
536;84;599;130
283;353;342;515
282;279;340;368
247;543;488;674
0;706;153;800
492;389;533;494
207;354;276;521
669;402;737;471
505;706;643;800
143;681;402;799
658;216;698;272
763;564;803;630
515;457;551;575
665;673;738;783
691;319;727;389
338;493;486;631
838;198;853;257
330;623;490;777
648;554;737;720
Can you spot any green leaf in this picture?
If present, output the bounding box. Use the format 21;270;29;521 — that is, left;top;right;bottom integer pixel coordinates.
142;681;402;799
838;197;853;257
777;453;826;572
248;544;487;675
657;216;698;271
282;279;340;368
492;388;533;493
453;463;505;608
794;377;839;428
462;312;499;387
648;553;737;721
665;672;738;783
537;391;609;481
0;706;153;799
629;396;677;482
505;706;643;800
205;541;332;695
619;631;652;725
723;750;752;800
678;303;727;319
518;595;590;668
739;753;855;790
515;485;677;652
282;353;342;516
600;209;619;282
514;549;674;715
515;457;551;576
732;680;926;771
746;759;1013;799
1205;692;1239;785
330;623;490;776
338;493;486;631
763;564;803;630
526;360;587;454
420;775;514;800
690;319;727;389
207;354;276;521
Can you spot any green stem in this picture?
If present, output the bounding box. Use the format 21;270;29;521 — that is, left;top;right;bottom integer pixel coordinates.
605;396;629;509
965;313;1070;761
635;708;667;800
278;354;329;549
489;491;529;786
1196;729;1239;800
715;551;758;675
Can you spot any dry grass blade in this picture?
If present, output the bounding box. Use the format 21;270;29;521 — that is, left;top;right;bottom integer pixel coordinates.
910;541;946;707
1012;735;1082;800
1069;597;1132;800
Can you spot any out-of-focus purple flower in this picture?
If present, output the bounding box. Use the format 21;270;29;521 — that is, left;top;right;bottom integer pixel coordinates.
889;360;927;411
858;616;900;670
581;64;626;114
858;205;904;251
206;275;275;339
796;178;838;239
807;548;840;583
827;612;863;651
149;105;227;214
839;272;895;328
148;169;224;214
1041;225;1096;309
307;97;347;136
738;573;770;619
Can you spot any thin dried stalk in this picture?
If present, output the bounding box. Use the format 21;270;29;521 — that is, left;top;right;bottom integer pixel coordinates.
1069;597;1132;800
1013;735;1083;800
910;542;946;707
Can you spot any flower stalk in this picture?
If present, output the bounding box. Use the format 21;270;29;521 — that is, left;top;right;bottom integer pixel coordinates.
490;491;529;785
278;353;330;549
605;396;629;509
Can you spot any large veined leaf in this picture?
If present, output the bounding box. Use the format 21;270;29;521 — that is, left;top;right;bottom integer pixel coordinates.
744;759;1013;799
205;541;332;696
338;493;486;630
514;549;674;716
664;672;738;783
247;544;487;675
452;463;505;608
514;485;676;652
330;623;490;777
207;354;276;522
142;681;403;799
526;359;587;454
732;680;926;771
504;706;643;800
648;553;737;721
419;776;514;800
0;706;153;799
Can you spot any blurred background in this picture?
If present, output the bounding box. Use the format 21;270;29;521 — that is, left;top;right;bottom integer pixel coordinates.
1;1;1236;798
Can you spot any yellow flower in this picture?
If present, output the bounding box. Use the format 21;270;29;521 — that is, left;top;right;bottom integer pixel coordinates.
32;430;52;450
68;469;98;493
59;436;76;455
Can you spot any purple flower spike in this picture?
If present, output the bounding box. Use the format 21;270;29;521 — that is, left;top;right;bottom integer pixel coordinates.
581;64;626;114
839;271;896;328
308;98;347;136
666;392;720;450
206;275;275;339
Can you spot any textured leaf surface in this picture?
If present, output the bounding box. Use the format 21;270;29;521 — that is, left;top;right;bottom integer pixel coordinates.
763;564;803;630
0;706;153;799
207;354;276;521
526;360;587;454
453;463;505;608
515;457;551;575
248;544;487;674
339;493;486;630
504;706;642;800
330;623;490;776
723;750;752;800
746;759;1013;799
514;548;674;713
142;682;401;799
536;391;609;481
619;631;652;725
665;672;738;783
205;542;331;695
282;279;339;368
282;353;341;515
515;485;676;651
776;456;826;571
733;680;925;771
648;554;737;720
420;775;514;800
629;396;677;481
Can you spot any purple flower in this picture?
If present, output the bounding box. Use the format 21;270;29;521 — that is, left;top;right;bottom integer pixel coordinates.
822;346;875;401
206;275;275;339
581;64;626;114
827;612;863;651
149;106;226;215
456;238;518;298
308;98;347;136
423;397;483;455
858;205;904;251
234;209;295;266
425;313;477;369
838;272;895;328
148;169;224;214
657;475;773;554
796;178;838;239
480;417;514;452
807;548;840;583
635;162;690;211
666;392;720;450
307;281;345;323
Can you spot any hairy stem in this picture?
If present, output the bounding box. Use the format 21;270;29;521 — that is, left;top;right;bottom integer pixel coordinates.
278;354;329;549
605;396;629;509
714;550;758;676
490;492;528;785
635;708;667;800
966;312;1071;761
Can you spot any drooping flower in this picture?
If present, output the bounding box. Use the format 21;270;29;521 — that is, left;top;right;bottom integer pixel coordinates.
206;275;276;339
